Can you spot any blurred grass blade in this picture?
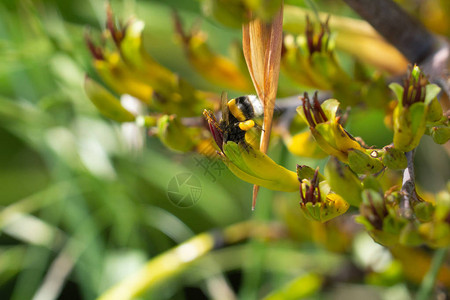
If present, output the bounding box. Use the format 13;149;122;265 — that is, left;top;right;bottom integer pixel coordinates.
263;273;322;300
97;233;215;299
97;221;262;299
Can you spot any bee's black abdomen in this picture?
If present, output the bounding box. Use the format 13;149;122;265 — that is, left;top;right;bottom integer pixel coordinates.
221;114;246;144
235;96;255;120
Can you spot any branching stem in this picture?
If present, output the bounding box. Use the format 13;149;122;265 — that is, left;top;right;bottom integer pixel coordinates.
400;150;416;219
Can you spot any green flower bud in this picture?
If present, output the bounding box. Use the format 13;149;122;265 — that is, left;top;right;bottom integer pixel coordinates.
390;65;442;152
84;76;135;122
360;189;387;230
356;189;404;246
412;200;435;222
86;7;214;117
324;157;363;207
281;16;352;91
381;146;407;170
173;12;252;92
299;169;349;222
348;149;384;174
157;115;197;152
85;30;153;104
429;125;450;144
297;94;364;163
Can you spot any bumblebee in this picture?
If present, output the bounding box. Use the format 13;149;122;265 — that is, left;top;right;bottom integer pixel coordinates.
226;95;263;131
203;93;263;149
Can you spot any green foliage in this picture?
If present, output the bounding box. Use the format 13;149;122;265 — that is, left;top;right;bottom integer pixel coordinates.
0;1;449;300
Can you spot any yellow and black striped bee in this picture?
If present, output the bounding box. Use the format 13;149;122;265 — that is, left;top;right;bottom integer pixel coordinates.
226;94;263;131
204;93;263;150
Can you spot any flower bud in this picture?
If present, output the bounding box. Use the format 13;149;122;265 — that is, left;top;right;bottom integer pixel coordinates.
299;169;349;222
390;65;442;152
157;115;198;152
297;94;364;163
348;149;384;174
84;76;135;122
324;157;363;207
429;125;450;145
381;146;407;170
356;189;403;246
85;31;154;104
86;7;214;117
173;13;252;92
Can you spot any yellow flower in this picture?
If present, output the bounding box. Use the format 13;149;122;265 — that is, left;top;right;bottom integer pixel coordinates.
297;93;363;163
298;168;349;222
390;65;442;151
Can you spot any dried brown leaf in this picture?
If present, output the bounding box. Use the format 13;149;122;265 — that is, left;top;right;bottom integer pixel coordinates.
242;3;284;210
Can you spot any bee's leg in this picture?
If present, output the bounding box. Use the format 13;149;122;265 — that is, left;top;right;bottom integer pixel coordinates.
253;122;264;131
238;120;255;131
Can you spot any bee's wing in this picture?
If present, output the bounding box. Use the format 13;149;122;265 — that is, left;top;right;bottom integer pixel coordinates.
221;91;229;124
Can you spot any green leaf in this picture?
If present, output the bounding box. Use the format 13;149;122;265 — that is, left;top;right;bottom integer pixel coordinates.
424;84;441;105
389;82;404;104
409;102;426;134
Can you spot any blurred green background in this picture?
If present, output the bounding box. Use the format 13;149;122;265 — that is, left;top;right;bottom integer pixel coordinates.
0;0;448;299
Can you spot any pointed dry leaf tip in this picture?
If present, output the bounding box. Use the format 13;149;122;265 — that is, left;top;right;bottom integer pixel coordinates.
242;2;284;208
242;3;283;149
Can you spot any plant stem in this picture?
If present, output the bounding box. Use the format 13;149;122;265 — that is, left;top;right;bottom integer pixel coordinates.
400;150;415;219
342;0;436;64
416;248;449;300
